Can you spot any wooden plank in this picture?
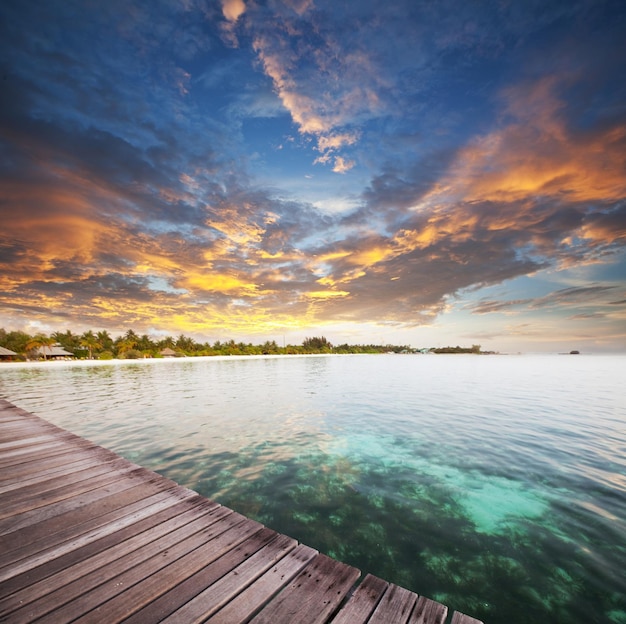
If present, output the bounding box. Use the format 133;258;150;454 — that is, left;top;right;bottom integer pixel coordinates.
409;595;448;624
0;421;74;439
0;414;77;437
0;460;139;519
0;420;67;433
450;612;484;624
0;453;119;493
205;543;318;624
0;467;177;537
0;450;104;483
0;405;48;418
122;528;290;624
0;456;131;505
248;553;361;624
0;444;117;483
45;515;264;624
0;424;55;437
0;423;67;441
0;411;33;423
157;531;297;624
0;476;166;559
330;573;389;624
0;435;85;465
0;501;227;619
0;404;25;418
0;419;63;435
0;404;39;422
0;488;203;589
0;424;51;440
0;438;96;470
98;525;278;624
0;413;31;424
0;427;72;445
0;407;67;427
0;433;62;450
367;583;418;623
0;476;182;557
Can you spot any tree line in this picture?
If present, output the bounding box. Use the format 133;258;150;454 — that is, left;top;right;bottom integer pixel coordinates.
0;328;423;360
0;328;487;361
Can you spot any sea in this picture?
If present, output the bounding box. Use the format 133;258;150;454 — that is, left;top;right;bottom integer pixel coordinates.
0;353;624;624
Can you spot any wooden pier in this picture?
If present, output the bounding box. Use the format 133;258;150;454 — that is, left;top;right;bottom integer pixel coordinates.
0;399;483;624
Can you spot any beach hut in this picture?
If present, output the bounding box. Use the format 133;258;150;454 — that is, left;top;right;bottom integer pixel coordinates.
0;346;17;360
35;344;74;359
160;347;177;357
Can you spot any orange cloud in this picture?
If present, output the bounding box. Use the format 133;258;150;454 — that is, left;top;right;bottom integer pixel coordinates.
207;208;266;246
316;132;359;152
305;290;350;299
332;156;355;174
580;213;626;247
350;246;393;267
392;225;442;251
222;0;246;22
446;77;626;206
183;272;258;294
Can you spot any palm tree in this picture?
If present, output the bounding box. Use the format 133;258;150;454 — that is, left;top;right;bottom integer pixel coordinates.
96;330;113;351
113;329;139;354
124;329;139;343
114;339;133;356
80;331;102;359
136;334;155;352
52;330;80;352
176;334;196;352
25;334;56;360
159;336;175;349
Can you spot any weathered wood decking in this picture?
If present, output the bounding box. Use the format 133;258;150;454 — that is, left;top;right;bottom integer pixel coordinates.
0;398;483;624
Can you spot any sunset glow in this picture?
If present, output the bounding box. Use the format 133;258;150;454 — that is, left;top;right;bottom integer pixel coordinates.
1;0;625;352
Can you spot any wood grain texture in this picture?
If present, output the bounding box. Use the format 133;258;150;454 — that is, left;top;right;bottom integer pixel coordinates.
330;573;388;624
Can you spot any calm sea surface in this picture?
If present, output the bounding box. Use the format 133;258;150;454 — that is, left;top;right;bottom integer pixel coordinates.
0;354;624;623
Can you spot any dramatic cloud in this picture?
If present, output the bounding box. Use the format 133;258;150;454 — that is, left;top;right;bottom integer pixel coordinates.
0;0;625;351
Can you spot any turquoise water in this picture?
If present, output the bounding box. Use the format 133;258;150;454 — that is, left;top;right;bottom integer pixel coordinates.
1;354;624;623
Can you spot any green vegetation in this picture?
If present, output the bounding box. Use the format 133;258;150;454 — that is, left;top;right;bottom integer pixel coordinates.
431;344;482;354
0;327;487;360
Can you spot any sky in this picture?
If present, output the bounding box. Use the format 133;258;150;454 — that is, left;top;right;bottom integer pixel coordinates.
0;0;625;353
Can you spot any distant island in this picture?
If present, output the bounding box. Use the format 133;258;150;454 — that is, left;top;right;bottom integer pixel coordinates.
0;327;494;361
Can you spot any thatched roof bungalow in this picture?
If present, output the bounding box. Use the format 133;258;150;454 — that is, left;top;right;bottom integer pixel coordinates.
35;344;74;359
160;347;178;357
0;346;17;360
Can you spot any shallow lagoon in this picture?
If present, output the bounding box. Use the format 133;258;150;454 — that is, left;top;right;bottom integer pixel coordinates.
1;353;625;623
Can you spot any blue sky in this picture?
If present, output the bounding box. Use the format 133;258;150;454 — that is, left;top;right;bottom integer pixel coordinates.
0;0;625;352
